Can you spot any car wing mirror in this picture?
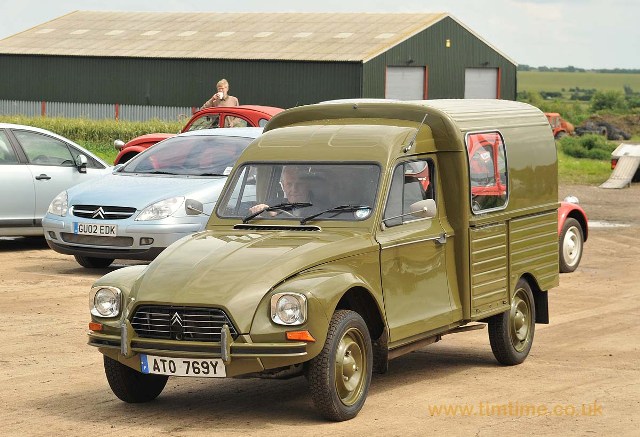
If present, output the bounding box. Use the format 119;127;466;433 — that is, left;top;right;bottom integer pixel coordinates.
185;199;206;216
409;198;437;219
114;139;125;150
75;154;88;173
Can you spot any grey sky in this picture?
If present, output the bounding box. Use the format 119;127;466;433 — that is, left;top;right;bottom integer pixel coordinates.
1;0;637;69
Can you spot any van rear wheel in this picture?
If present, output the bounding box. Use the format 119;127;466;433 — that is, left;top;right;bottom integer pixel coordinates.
488;278;535;365
307;310;372;421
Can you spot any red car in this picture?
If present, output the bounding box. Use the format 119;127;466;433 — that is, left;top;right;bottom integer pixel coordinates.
558;199;588;273
113;105;283;164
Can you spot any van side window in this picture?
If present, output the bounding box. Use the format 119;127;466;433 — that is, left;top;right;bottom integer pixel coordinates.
466;132;508;212
384;159;434;227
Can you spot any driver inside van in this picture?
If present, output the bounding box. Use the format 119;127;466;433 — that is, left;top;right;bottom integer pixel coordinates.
248;166;320;216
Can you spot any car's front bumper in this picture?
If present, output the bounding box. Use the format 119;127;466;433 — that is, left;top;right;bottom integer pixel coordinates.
43;216;203;260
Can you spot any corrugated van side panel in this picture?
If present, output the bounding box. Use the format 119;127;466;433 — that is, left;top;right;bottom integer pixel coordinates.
469;223;508;317
509;211;559;291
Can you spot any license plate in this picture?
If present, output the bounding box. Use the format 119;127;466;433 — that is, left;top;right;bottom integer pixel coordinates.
73;222;117;237
140;354;226;378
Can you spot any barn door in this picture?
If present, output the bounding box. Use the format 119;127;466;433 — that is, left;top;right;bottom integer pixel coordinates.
386;66;427;100
464;68;499;98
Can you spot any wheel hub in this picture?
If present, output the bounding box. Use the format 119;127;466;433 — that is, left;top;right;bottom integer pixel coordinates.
511;293;531;348
335;329;366;405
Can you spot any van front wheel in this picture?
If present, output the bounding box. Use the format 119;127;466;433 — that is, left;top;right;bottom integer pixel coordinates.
103;356;168;403
488;279;535;365
307;310;372;421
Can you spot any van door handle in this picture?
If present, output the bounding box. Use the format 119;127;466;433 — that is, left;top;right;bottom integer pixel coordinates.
436;233;447;244
35;174;51;180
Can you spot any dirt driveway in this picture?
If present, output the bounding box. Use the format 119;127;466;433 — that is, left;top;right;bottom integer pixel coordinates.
1;184;639;437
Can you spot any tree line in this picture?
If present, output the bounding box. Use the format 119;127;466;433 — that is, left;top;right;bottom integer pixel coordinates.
518;65;640;74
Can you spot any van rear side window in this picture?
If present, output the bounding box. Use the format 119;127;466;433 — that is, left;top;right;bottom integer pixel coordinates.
466;132;508;213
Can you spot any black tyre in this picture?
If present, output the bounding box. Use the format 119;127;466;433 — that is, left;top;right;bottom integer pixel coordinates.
103;355;168;403
74;255;114;268
308;310;373;421
488;278;535;365
559;218;584;273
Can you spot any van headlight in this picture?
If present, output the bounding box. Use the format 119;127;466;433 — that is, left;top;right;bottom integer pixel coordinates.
270;293;307;326
48;191;68;216
90;286;122;317
136;196;185;221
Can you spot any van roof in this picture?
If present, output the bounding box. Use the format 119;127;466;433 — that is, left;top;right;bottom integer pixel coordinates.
266;99;548;134
256;99;550;161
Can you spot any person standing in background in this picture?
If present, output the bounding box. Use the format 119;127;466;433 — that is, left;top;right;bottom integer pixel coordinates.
201;78;239;109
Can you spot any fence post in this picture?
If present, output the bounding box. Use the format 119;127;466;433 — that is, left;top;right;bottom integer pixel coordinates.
41;101;46;117
115;103;120;121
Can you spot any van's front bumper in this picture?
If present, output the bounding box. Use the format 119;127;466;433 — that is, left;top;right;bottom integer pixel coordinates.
88;321;309;377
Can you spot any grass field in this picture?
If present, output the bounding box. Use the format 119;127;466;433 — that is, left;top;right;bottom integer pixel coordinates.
518;71;640;94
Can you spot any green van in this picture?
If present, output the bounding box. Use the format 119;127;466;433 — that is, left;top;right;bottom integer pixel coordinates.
88;99;559;421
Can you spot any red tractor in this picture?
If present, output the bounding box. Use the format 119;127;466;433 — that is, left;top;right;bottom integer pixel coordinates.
545;112;575;139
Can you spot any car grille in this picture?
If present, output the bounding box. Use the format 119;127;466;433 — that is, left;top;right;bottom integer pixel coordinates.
72;205;137;220
60;233;133;247
131;305;238;342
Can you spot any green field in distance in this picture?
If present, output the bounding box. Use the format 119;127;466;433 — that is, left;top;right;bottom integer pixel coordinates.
518;71;640;93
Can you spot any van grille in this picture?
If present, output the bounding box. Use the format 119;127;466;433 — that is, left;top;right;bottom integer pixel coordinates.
131;305;238;342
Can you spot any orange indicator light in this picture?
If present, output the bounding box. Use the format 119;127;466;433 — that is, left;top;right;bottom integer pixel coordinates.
89;322;103;332
286;330;316;342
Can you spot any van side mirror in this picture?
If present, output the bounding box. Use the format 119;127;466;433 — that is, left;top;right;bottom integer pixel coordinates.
409;199;437;219
75;154;88;173
381;198;437;230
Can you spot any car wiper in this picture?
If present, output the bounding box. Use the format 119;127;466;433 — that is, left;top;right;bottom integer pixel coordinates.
299;205;372;224
140;170;175;175
197;172;227;176
242;202;313;224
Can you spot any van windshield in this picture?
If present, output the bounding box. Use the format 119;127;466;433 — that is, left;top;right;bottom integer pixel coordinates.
217;163;381;221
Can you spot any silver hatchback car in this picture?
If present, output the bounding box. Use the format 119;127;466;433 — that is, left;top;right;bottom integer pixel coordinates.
0;123;111;237
43;128;262;268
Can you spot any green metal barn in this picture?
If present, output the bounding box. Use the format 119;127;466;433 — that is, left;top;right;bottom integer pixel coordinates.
0;11;517;110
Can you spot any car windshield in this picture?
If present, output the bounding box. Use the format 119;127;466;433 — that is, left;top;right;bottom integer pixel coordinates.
120;135;254;176
217;163;380;221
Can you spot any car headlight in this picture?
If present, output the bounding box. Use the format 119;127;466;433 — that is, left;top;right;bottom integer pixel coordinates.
90;286;122;317
270;292;307;326
48;191;68;216
136;196;185;221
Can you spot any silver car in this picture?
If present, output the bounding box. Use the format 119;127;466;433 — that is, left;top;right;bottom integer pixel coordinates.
0;123;111;237
43;128;262;268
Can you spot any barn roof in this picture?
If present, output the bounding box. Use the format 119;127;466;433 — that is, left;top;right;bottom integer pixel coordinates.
0;10;515;64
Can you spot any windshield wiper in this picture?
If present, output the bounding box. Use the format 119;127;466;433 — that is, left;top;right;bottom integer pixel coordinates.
139;170;175;175
197;172;227;176
299;205;372;225
242;202;313;224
